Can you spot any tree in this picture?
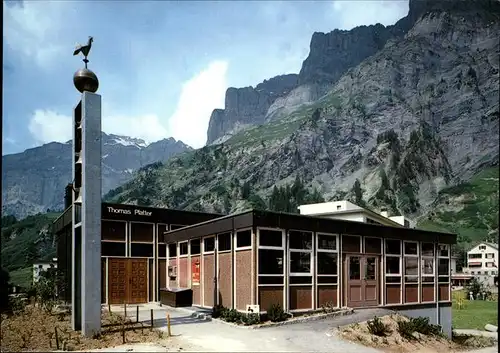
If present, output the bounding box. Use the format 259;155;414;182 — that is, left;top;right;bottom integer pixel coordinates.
352;179;363;205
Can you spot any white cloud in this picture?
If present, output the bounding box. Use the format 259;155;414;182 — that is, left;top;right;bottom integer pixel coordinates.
167;60;229;148
3;1;70;69
28;110;72;144
332;1;408;30
27;60;228;147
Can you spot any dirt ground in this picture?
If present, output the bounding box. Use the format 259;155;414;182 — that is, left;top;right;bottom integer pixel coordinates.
336;314;496;353
0;305;171;352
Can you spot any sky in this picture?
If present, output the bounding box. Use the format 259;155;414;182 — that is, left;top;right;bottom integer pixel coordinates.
2;0;409;155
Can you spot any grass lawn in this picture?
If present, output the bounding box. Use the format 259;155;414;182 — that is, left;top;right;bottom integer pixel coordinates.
452;299;498;330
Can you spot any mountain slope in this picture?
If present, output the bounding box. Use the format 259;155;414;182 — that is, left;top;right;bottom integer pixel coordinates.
2;133;191;218
106;0;499;228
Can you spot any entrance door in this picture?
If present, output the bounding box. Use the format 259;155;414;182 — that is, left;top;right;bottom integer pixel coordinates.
346;255;379;308
108;258;148;304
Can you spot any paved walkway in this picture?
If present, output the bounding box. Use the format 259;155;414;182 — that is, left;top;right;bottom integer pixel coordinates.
106;304;387;352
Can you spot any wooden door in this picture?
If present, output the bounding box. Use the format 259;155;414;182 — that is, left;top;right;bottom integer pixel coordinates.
128;259;148;304
346;255;379;308
363;256;379;306
346;255;363;307
108;258;128;305
108;258;148;305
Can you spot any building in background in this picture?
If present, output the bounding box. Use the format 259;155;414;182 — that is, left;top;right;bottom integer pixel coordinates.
32;258;57;284
298;201;411;228
461;242;498;287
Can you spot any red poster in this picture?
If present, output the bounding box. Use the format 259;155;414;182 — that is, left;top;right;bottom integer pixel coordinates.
192;260;200;285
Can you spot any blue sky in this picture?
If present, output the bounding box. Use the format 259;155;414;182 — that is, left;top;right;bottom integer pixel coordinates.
2;0;408;155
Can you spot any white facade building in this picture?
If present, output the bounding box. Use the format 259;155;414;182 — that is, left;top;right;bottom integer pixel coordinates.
298;201;411;228
32;258;57;284
462;242;498;286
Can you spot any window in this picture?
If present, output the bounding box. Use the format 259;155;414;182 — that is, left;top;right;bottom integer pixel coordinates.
158;244;166;258
258;249;283;275
317;253;337;275
471;271;475;275
168;243;177;258
289;252;311;274
157;224;168;243
190;238;201;255
386;257;400;275
318;233;337;251
131;243;154;257
385;239;401;255
218;233;231;252
236;230;251;248
289;231;312;250
384;239;402;286
204;237;215;252
404;241;418;283
486;253;495;259
102;242;125;257
179;242;188;256
479;245;486;250
439;244;449;257
258;229;284;282
342;235;361;253
337;205;341;210
317;233;338;286
259;229;283;247
404;242;418;255
421;243;435;284
469;254;482;259
365;237;381;254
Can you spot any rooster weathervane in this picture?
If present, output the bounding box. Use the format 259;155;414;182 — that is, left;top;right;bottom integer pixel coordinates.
73;36;94;69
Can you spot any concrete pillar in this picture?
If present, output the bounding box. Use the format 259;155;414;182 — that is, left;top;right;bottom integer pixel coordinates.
71;92;102;336
81;91;102;337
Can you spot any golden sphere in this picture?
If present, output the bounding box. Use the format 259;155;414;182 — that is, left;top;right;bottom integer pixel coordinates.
73;68;99;93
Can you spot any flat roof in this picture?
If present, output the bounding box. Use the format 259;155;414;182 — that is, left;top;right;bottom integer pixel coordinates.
164;209;457;244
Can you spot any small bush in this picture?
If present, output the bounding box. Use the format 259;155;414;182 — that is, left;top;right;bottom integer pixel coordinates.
241;313;261;326
222;308;241;323
367;316;391;337
321;301;337;314
267;304;288;323
397;320;417;340
411;317;441;336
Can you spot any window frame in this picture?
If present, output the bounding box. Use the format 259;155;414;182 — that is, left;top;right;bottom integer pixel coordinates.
288;230;313;277
438;243;450;284
403;241;419;284
217;232;232;253
257;228;285;285
203;236;215;254
235;228;252;250
316;233;338;284
179;241;189;257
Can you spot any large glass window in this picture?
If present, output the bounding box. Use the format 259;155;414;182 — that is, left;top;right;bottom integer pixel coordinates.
289;231;312;250
316;233;338;286
386;256;400;275
385;239;401;255
190;238;201;255
179;242;188;256
421;243;434;284
289;252;311;274
259;229;283;247
218;232;231;252
384;239;402;291
258;249;284;275
204;237;215;253
438;243;450;284
404;241;418;283
168;243;177;258
236;230;251;248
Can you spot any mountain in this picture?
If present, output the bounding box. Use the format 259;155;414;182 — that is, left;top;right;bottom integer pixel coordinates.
2;133;192;218
106;0;499;245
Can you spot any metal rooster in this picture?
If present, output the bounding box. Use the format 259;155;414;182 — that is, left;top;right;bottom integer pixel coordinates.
73;36;94;68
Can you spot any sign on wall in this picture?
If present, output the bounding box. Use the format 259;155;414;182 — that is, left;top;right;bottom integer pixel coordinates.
192;260;200;285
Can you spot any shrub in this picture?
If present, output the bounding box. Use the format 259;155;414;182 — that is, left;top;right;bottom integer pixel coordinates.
367;316;391;337
241;313;261;326
411;317;442;336
397;320;417;340
267;303;288;323
223;308;242;323
321;301;337;314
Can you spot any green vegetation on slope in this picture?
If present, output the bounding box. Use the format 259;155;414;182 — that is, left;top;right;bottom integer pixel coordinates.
418;167;499;243
1;212;60;288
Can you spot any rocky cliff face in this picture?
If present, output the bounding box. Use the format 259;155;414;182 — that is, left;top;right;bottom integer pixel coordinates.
2;133;191;218
107;0;499;234
206;74;298;144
